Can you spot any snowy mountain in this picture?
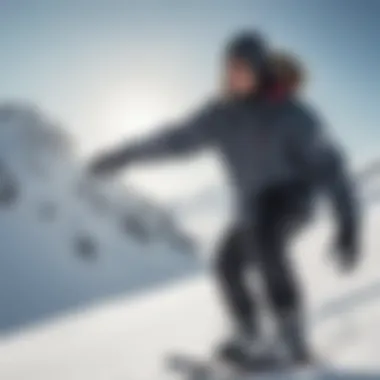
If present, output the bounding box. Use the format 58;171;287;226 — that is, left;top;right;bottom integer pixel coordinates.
0;103;199;334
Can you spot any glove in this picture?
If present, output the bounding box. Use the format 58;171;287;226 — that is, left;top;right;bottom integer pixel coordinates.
88;154;116;177
87;149;130;177
333;226;359;273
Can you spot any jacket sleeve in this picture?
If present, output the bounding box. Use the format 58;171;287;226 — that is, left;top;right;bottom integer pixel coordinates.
287;107;359;237
90;100;221;175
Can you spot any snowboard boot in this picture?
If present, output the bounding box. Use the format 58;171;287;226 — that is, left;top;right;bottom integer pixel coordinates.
278;311;313;366
216;327;276;368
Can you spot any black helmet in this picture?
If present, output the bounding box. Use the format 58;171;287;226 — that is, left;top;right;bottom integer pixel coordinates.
225;31;269;74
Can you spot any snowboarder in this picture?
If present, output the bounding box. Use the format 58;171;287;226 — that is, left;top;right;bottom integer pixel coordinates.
88;31;360;369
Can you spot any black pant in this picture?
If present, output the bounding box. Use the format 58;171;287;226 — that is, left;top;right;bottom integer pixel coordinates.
215;181;313;334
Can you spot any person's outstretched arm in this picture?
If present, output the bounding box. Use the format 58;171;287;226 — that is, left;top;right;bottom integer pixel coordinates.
288;106;360;270
89;100;222;176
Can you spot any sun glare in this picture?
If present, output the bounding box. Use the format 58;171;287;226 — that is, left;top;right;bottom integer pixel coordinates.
96;86;181;149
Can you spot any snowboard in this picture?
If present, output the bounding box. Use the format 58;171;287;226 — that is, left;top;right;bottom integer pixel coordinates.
167;352;320;380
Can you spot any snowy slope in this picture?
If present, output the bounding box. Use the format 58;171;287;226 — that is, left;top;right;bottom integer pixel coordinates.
0;103;199;334
1;203;380;380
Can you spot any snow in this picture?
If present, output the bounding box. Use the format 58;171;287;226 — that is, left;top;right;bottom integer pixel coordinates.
1;203;380;379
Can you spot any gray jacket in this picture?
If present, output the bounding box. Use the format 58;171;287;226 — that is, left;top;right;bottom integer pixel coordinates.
92;97;357;231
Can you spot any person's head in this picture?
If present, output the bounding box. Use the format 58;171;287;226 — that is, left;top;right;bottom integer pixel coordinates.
223;31;269;99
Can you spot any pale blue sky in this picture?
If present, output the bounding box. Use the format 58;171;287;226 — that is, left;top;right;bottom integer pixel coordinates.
0;0;379;199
